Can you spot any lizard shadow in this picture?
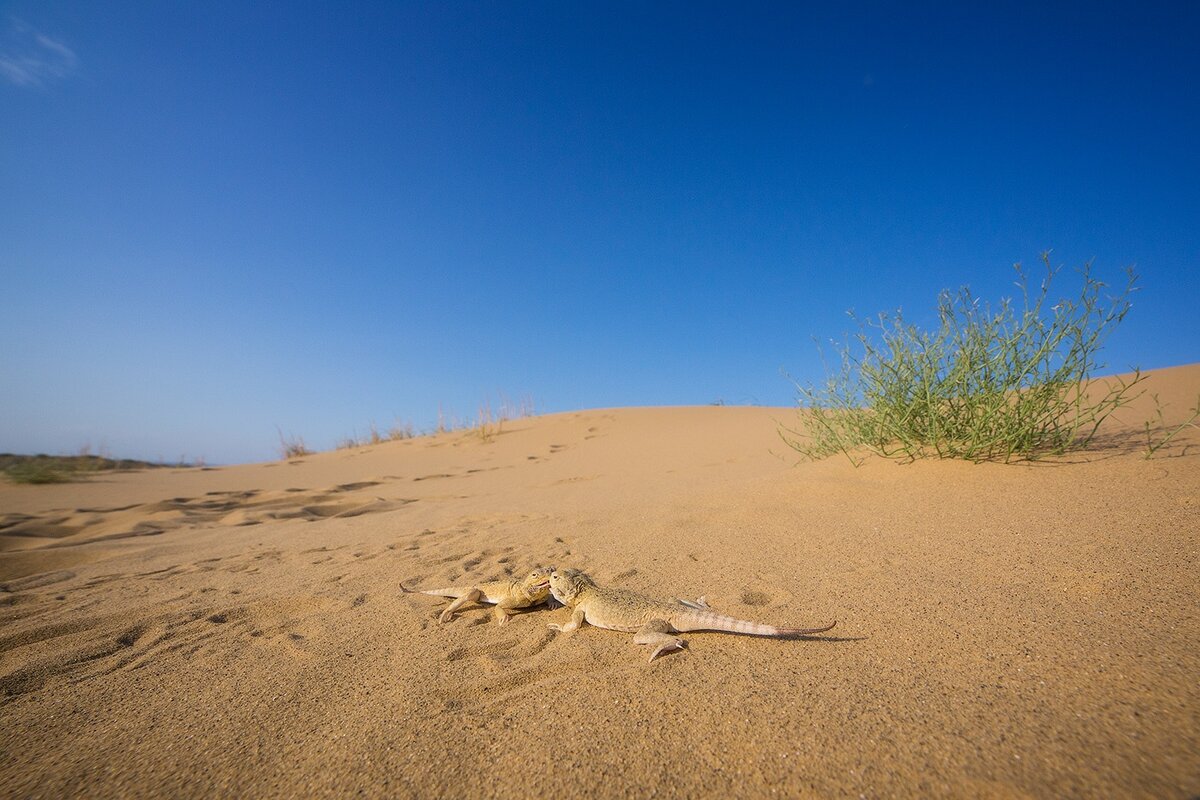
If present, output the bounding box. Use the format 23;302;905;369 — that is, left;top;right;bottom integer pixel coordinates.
649;631;865;660
685;632;866;643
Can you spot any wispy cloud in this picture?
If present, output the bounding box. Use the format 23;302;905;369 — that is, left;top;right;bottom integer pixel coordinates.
0;18;77;87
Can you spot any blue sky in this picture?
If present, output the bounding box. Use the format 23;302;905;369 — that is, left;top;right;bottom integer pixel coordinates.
2;2;1198;464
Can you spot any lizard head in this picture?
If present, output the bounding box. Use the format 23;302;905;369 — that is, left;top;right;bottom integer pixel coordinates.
548;568;595;606
520;566;554;601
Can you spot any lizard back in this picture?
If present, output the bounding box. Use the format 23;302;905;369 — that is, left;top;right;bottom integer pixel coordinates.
579;585;682;632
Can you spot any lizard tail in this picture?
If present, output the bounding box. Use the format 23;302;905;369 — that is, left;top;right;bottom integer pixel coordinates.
673;609;836;637
400;582;460;598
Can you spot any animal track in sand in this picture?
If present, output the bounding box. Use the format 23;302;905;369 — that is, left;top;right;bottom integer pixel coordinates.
440;628;561;712
0;570;76;592
444;637;518;663
127;548;290;583
740;591;770;606
0;483;415;553
334;481;381;492
745;582;796;610
549;475;601;486
301;545;349;555
413;466;507;482
0;608;237;700
0;589;360;701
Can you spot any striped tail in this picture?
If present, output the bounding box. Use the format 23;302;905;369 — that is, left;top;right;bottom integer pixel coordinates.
400;582;462;598
672;609;836;637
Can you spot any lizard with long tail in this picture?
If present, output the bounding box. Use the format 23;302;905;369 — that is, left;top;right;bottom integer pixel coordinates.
403;566;554;626
546;568;835;661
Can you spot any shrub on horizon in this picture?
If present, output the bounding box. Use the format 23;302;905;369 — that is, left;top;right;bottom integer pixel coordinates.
781;254;1145;464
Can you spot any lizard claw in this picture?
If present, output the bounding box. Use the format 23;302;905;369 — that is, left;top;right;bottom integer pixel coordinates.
648;639;686;662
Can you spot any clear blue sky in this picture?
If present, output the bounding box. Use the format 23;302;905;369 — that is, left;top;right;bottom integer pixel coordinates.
2;2;1198;464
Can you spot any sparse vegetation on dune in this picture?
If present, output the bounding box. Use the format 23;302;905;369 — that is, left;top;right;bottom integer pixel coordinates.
1143;394;1200;459
2;459;74;484
1;449;195;484
275;428;312;459
782;255;1147;464
473;400;502;443
437;394;535;442
468;393;535;442
387;420;416;441
325;394;536;454
336;418;417;450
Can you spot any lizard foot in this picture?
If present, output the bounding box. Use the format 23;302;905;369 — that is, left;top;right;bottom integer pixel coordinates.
439;610;456;623
634;620;686;662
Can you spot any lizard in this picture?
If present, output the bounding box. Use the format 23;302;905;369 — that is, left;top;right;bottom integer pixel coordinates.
401;566;554;626
546;568;836;661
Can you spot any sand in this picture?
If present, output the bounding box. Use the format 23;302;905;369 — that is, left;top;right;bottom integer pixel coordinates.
1;365;1198;798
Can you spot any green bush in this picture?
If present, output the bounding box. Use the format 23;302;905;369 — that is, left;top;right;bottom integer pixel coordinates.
782;254;1145;464
4;462;73;484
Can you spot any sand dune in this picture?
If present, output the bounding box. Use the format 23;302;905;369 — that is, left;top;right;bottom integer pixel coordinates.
1;365;1198;798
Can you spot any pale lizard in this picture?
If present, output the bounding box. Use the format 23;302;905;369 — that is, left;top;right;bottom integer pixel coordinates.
546;568;835;661
402;566;554;626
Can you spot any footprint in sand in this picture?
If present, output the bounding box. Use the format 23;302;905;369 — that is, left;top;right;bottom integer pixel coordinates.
334;481;381;492
3;484;415;555
440;629;560;711
740;591;770;607
0;570;76;592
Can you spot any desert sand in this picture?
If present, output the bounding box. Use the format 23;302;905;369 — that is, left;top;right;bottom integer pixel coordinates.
1;365;1198;799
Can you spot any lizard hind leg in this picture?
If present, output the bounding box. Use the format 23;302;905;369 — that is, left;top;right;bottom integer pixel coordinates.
493;597;524;626
439;588;484;623
633;619;686;662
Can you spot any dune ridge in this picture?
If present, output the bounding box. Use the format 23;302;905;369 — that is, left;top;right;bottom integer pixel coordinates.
1;365;1198;798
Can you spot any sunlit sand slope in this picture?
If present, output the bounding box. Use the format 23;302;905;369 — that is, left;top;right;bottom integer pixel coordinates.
1;365;1197;798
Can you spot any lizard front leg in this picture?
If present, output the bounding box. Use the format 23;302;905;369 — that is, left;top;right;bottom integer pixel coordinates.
439;588;484;623
633;619;686;662
548;604;586;633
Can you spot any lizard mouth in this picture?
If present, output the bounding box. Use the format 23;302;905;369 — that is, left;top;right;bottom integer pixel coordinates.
531;580;550;590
